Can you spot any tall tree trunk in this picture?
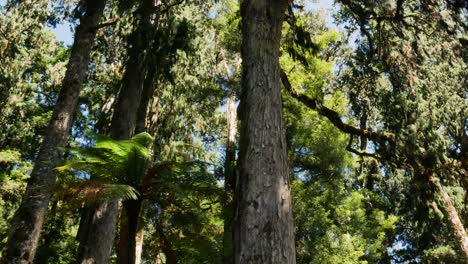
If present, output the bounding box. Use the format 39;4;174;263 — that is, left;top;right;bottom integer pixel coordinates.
134;228;144;264
223;91;237;264
235;1;296;263
135;65;156;134
117;199;144;264
76;201;120;264
429;176;468;261
222;58;238;264
117;68;156;264
76;1;157;262
0;1;106;263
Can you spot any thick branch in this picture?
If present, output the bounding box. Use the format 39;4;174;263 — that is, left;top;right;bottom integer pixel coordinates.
280;69;394;144
95;19;119;30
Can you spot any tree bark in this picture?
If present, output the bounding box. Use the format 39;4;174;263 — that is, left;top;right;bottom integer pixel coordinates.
116;71;155;264
76;201;120;264
135;65;156;134
0;1;106;263
429;176;468;262
134;228;144;264
235;1;296;263
117;199;144;264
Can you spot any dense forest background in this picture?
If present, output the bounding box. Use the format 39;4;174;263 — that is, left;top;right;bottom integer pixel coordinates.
0;0;466;263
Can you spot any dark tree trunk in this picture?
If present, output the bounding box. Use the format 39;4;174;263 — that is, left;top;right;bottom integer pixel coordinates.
135;65;156;134
0;1;106;263
116;64;156;264
117;199;144;264
235;1;296;263
76;201;120;264
76;1;157;262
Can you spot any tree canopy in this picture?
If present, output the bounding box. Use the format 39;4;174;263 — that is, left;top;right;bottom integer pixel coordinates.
0;0;466;263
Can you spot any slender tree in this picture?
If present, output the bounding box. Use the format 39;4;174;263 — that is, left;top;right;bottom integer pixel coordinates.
1;0;107;262
221;55;239;264
235;0;296;263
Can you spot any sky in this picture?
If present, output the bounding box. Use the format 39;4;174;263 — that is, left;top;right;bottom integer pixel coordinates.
52;0;337;46
53;22;74;45
1;0;337;46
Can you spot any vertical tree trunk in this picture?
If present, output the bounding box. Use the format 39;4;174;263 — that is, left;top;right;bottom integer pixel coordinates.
76;1;158;262
116;71;156;263
135;65;156;134
429;176;468;261
0;1;106;263
223;91;237;264
222;63;238;264
117;199;144;264
76;201;120;264
235;1;296;263
134;228;144;264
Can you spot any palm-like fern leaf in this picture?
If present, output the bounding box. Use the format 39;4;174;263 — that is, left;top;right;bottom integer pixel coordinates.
56;132;153;200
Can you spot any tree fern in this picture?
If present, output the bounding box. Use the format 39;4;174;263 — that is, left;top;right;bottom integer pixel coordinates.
56;132;153;201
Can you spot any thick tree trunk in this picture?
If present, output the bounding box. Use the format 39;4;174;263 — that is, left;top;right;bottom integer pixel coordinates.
76;201;120;264
235;1;296;263
429;176;468;261
0;1;106;263
76;1;157;262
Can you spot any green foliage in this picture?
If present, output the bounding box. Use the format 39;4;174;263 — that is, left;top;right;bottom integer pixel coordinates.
0;1;68;158
57;133;153;201
0;0;465;262
331;0;468;261
34;201;79;264
0;150;31;252
280;7;399;263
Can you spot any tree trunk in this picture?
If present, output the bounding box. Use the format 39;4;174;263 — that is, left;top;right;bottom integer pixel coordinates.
135;65;156;134
223;86;238;264
135;228;144;264
76;1;158;262
76;201;120;264
235;1;296;263
117;199;143;264
429;176;468;261
116;70;156;263
0;1;106;263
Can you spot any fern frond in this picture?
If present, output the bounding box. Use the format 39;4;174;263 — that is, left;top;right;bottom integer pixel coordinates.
52;179;140;204
99;184;140;201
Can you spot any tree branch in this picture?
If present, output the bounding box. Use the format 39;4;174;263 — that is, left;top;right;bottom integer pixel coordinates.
346;136;381;159
94;19;119;30
280;69;395;144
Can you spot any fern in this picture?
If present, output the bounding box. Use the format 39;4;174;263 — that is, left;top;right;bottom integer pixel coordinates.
56;132;153;201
